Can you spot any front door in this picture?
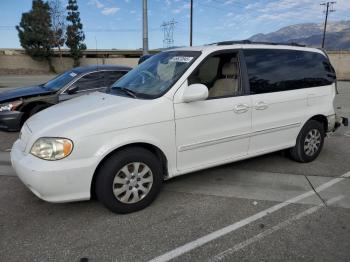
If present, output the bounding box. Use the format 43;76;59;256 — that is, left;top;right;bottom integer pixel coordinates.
174;50;252;173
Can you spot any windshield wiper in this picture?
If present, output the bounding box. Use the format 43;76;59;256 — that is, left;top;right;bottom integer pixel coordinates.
114;87;138;98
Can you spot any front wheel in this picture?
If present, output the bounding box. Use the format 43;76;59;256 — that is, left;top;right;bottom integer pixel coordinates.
289;120;325;163
95;147;163;214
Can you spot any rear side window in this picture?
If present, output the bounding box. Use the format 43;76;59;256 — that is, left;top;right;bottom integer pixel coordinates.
243;49;336;94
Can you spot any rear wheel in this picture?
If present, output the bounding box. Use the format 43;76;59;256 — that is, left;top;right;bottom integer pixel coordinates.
95;147;163;214
289;120;325;163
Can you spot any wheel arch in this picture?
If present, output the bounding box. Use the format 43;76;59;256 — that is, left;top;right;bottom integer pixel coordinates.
306;114;328;134
20;101;51;123
90;142;168;199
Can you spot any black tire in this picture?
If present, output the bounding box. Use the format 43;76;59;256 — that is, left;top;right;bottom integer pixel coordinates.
95;147;163;214
289;120;325;163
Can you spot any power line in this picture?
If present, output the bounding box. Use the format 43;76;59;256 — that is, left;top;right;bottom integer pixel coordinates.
320;1;336;49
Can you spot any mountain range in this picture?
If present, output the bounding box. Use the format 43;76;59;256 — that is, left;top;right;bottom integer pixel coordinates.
248;20;350;50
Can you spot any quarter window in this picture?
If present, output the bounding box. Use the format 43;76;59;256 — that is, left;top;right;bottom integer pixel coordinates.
243;49;336;94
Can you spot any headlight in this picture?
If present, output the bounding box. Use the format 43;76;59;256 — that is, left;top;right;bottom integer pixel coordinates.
30;138;73;160
0;100;23;112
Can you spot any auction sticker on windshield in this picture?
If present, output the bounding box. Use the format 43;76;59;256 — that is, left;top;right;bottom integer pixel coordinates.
169;56;194;63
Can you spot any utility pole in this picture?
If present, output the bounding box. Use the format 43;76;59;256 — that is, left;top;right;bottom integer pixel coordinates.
161;19;177;48
320;1;336;49
142;0;149;55
190;0;193;46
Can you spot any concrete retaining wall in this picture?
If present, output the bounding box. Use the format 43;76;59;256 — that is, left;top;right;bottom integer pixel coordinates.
0;54;139;74
328;51;350;81
0;51;350;80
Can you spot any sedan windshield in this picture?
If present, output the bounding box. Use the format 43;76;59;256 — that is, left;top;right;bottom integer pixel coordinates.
109;51;201;99
43;70;78;91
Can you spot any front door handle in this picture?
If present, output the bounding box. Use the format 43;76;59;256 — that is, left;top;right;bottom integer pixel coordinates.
234;104;249;114
254;101;268;110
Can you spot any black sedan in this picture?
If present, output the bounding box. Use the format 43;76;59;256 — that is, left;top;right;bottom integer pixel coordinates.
0;65;131;131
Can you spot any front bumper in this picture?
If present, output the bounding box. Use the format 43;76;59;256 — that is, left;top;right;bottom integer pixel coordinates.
11;140;97;203
0;111;23;131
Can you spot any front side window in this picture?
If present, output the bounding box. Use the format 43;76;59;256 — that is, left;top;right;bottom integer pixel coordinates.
104;71;127;86
244;49;336;94
109;51;201;99
188;51;242;99
71;71;105;92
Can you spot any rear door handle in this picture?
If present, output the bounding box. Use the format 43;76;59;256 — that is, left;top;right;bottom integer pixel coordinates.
234;104;249;114
254;101;268;110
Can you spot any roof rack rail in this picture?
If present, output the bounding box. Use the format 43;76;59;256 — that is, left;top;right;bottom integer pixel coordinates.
211;40;306;47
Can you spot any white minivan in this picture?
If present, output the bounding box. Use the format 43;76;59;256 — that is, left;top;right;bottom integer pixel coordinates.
11;42;347;213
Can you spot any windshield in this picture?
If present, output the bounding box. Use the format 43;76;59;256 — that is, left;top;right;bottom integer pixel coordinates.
43;70;78;91
109;51;201;99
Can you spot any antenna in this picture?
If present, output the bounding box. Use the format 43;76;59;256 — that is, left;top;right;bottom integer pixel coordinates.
161;19;177;48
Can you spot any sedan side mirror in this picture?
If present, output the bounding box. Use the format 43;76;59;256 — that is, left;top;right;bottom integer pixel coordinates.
67;85;79;95
182;84;208;103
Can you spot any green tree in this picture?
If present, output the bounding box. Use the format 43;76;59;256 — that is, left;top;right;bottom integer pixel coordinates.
16;0;55;72
66;0;86;67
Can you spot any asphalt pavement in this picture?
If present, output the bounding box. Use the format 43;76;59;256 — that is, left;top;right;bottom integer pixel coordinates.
0;79;349;262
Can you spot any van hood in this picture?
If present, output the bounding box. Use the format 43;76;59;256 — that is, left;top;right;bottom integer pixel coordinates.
26;92;155;136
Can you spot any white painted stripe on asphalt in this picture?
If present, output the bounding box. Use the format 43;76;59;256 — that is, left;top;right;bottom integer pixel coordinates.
211;195;344;262
148;171;350;262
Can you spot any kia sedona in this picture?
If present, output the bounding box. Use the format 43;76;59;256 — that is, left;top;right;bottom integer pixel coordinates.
11;42;348;213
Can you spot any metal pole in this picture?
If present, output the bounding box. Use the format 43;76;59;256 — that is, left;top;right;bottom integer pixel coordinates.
190;0;193;46
321;2;329;48
143;0;149;54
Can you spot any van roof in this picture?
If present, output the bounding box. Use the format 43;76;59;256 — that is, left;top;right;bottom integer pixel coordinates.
171;41;327;56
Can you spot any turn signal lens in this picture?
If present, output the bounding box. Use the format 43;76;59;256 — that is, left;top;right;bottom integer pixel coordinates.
30;138;73;160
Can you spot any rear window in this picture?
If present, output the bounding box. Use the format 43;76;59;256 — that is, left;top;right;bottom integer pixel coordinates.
243;49;336;94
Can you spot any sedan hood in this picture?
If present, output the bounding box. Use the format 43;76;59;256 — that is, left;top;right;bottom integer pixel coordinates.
0;85;54;103
26;92;167;137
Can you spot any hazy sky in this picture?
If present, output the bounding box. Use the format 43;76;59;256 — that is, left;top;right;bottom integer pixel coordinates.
0;0;349;49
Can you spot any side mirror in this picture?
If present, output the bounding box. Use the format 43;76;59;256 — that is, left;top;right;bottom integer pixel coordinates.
182;84;208;103
67;85;79;95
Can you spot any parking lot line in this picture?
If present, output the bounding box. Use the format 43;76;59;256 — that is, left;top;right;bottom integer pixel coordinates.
148;171;350;262
211;195;344;261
